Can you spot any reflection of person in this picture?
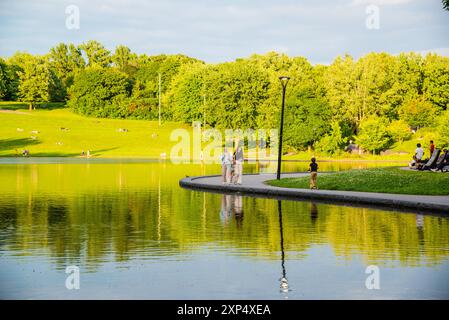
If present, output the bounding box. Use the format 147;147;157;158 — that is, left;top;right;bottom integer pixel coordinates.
220;195;232;224
219;194;244;227
234;195;243;228
234;146;244;185
416;213;424;245
416;214;424;229
309;157;318;190
310;202;318;223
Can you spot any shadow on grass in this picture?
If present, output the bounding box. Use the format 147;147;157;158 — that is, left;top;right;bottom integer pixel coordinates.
0;102;66;111
30;147;119;157
88;147;119;156
0;138;40;153
0;140;118;157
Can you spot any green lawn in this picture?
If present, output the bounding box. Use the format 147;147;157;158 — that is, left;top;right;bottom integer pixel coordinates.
0;102;191;158
266;167;449;195
0;101;438;162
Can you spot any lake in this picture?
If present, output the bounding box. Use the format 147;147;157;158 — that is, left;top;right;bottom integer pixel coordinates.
0;159;448;299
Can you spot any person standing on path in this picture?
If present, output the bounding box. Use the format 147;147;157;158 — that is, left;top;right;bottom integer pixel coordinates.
234;145;244;185
309;157;318;190
220;147;232;184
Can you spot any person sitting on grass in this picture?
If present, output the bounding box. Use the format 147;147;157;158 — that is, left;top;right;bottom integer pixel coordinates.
309;157;318;190
412;143;424;169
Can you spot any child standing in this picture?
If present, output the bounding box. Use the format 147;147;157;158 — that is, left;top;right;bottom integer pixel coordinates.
430;140;435;155
309;157;318;190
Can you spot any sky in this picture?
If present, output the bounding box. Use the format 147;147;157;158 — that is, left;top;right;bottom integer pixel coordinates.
0;0;448;64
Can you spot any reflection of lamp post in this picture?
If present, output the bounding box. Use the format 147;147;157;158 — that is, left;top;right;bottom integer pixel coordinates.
276;76;290;180
278;200;289;297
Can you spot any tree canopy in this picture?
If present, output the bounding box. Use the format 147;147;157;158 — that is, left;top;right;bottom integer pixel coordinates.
2;41;449;153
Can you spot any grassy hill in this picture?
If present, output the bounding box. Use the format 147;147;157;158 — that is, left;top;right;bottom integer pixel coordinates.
0;102;190;158
0;101;429;160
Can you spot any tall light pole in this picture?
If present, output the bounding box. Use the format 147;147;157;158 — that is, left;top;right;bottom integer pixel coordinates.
203;94;206;129
276;76;290;180
158;72;161;126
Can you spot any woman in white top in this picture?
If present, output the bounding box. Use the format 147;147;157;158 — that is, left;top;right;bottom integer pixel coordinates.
220;148;232;184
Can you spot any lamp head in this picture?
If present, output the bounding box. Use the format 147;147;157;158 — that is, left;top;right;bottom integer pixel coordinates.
279;76;290;88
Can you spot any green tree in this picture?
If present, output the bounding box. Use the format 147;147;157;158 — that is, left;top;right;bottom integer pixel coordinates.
315;121;346;155
68;68;130;117
379;53;423;119
17;56;54;110
130;54;202;120
203;61;270;129
112;45;138;74
6;52;34;101
48;43;85;98
356;117;391;154
284;90;332;150
324;55;358;131
166;63;207;123
79;40;111;68
437;110;449;147
399;98;437;129
387;119;412;143
422;54;449;111
0;58;8;100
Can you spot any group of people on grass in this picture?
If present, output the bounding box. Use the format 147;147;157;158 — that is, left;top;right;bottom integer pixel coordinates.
220;145;244;185
412;140;449;171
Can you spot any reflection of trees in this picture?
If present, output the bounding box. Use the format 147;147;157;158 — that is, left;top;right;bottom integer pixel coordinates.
0;163;448;270
325;207;449;266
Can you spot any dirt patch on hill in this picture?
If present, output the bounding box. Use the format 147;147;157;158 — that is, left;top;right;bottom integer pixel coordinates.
0;109;32;115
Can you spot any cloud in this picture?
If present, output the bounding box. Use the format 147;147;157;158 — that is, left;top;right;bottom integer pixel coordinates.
350;0;416;6
417;47;449;56
0;0;448;63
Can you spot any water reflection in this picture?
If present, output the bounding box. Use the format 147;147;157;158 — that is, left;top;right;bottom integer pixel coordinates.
310;202;318;224
0;161;448;298
220;194;244;228
278;200;289;298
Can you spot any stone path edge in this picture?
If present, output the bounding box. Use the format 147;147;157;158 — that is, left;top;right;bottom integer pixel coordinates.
179;174;449;214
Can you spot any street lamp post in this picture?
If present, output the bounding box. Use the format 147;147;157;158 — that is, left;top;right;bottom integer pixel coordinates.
276;76;290;180
158;72;161;126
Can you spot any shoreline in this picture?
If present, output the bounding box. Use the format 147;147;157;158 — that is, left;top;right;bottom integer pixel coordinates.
0;156;409;162
179;173;449;214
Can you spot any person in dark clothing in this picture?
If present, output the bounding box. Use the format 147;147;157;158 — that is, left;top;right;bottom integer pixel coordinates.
434;149;449;171
309;157;318;189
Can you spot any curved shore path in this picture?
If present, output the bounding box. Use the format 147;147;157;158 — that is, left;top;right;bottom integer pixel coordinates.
180;173;449;214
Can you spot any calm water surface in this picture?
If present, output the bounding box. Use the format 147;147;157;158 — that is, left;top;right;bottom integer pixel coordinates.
0;159;448;299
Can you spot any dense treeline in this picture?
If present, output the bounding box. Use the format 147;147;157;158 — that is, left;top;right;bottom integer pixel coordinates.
1;40;448;154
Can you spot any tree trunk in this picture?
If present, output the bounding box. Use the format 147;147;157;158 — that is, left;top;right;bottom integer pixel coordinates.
29;102;32;111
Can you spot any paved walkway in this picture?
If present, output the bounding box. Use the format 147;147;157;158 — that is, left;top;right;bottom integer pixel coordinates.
180;173;449;214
